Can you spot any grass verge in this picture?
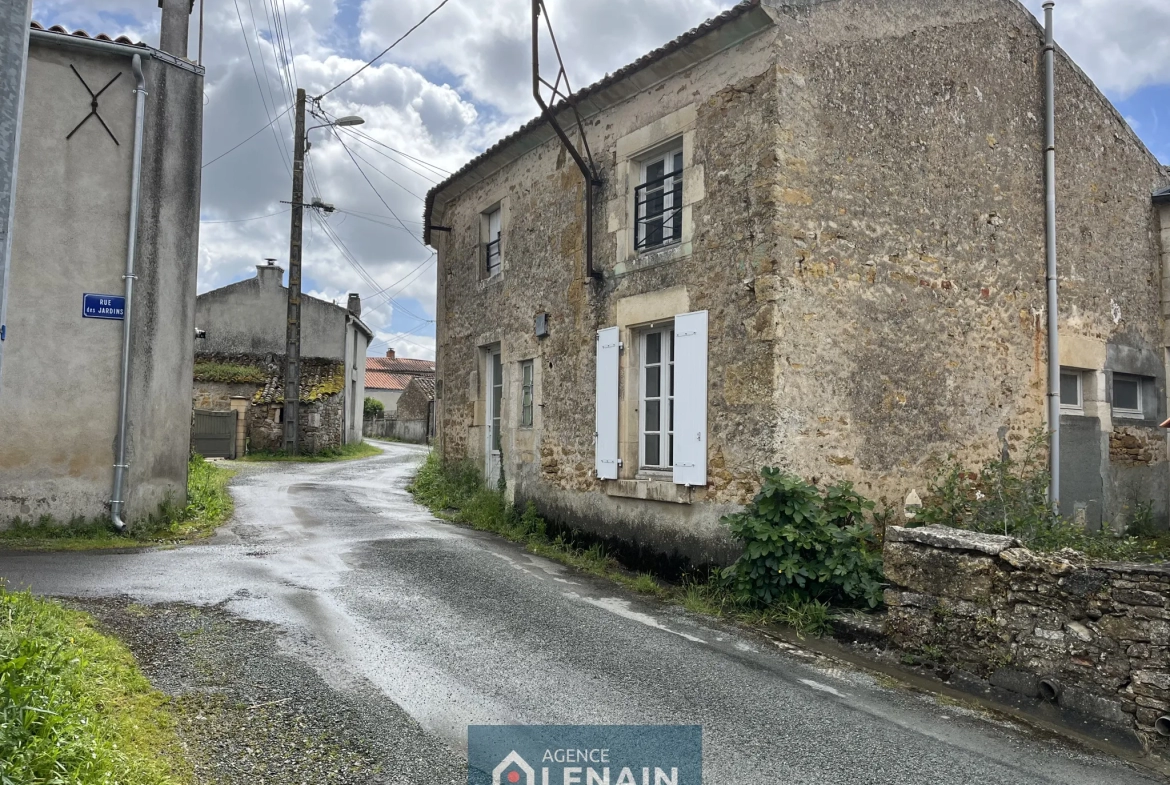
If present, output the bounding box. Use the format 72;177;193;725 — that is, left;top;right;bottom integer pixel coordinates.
0;455;235;550
0;587;191;784
241;441;382;463
409;452;835;636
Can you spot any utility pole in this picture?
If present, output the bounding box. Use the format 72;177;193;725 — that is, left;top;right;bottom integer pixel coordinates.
283;88;306;453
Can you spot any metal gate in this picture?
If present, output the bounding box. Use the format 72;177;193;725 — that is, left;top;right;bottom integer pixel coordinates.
193;409;236;459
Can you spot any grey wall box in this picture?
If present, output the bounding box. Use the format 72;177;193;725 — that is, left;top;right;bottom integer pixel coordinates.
534;312;550;338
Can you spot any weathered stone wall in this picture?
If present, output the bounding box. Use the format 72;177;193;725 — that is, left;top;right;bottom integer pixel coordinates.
432;0;1169;565
192;382;259;411
885;525;1170;749
247;394;343;454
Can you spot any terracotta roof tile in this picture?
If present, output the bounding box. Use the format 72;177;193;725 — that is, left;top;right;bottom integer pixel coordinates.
406;375;436;400
366;356;435;375
365;370;415;392
31;20;141;46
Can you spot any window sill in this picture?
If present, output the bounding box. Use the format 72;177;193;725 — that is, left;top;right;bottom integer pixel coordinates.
477;273;504;291
604;478;691;504
614;242;691;279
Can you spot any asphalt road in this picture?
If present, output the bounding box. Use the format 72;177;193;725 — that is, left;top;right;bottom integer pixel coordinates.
0;443;1160;784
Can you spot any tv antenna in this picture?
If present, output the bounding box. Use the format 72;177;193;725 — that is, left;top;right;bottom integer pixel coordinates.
532;0;603;281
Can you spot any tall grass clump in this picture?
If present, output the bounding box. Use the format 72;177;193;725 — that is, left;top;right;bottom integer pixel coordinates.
0;587;190;784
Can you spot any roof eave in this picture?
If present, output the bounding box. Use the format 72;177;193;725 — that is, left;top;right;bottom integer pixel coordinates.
423;0;773;244
1154;187;1170;206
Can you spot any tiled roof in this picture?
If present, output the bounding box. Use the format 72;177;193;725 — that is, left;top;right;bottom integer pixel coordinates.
30;20;141;46
405;375;436;401
365;370;416;392
366;356;435;376
253;361;344;404
423;0;763;242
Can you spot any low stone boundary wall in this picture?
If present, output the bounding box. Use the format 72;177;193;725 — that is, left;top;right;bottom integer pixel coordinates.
363;417;428;444
883;525;1169;749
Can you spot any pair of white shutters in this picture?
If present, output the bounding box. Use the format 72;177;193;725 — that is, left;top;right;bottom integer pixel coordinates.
595;310;708;486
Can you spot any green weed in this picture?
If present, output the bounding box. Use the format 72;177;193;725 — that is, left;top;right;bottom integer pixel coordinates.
242;441;382;463
0;586;191;784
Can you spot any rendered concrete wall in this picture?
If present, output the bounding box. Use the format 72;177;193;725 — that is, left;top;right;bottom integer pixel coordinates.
433;0;1169;565
195;266;352;361
0;40;202;524
364;387;402;413
0;1;30;383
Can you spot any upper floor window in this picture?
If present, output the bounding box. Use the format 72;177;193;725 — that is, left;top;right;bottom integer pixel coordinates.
1113;373;1144;418
635;146;683;252
485;207;502;277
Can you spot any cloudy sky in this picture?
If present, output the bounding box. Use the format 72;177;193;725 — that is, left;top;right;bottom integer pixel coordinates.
29;0;1170;360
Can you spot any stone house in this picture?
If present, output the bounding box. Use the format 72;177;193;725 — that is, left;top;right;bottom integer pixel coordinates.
397;375;437;441
193;262;372;453
0;5;203;525
426;0;1170;567
364;348;435;415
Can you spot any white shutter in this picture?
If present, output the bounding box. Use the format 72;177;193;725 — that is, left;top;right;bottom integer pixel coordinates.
595;326;620;480
673;310;708;486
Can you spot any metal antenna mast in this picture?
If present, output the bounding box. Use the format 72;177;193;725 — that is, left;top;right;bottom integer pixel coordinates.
532;0;602;281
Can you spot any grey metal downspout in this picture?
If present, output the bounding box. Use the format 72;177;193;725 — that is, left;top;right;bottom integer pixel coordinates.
110;54;147;531
1043;2;1060;508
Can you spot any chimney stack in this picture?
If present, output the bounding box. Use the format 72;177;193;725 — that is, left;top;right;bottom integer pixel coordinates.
256;262;285;288
386;349;396;360
347;293;362;317
158;0;193;58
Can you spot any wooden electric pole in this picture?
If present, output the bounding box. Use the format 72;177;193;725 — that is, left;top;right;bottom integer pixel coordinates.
282;88;306;453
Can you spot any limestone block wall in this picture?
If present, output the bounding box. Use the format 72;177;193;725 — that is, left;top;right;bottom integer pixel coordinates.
884;525;1170;748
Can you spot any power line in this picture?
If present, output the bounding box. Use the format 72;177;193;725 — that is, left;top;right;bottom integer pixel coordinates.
202;105;292;169
316;0;455;99
330;128;426;245
346;145;425;201
233;0;292;175
341;126;450;178
339;129;439;185
201;208;290;224
333;210;415;233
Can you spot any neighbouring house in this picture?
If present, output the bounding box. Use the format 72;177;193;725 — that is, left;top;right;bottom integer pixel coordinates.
426;0;1170;567
364;348;435;415
193;262;372;454
396;375;437;443
0;4;203;526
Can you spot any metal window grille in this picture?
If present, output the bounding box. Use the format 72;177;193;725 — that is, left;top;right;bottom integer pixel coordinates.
486;236;501;275
635;158;683;252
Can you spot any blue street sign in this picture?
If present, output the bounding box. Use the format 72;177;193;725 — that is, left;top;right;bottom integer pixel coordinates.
83;293;125;320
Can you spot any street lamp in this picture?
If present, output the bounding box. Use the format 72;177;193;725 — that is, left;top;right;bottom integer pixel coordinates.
281;90;365;454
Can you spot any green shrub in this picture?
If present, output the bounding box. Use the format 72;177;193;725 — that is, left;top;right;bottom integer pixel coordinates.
916;433;1170;561
191;362;266;384
363;397;385;419
721;469;884;609
0;588;190;784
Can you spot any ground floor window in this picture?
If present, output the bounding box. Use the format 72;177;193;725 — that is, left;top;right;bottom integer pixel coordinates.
640;326;674;470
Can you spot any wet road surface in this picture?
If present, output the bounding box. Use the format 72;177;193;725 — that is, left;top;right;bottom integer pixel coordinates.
0;443;1160;784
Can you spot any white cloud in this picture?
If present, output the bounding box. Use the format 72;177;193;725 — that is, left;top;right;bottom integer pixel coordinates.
1020;0;1170;97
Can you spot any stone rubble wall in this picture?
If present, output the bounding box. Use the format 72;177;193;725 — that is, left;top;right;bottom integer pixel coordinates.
883;525;1170;749
247;394;343;454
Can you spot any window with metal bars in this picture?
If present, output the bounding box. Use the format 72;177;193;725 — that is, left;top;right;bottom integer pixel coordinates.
635;148;683;252
485;207;502;276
